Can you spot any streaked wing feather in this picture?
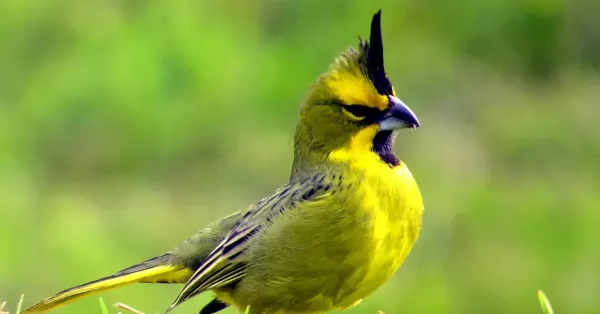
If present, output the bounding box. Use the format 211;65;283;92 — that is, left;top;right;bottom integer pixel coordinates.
168;174;329;310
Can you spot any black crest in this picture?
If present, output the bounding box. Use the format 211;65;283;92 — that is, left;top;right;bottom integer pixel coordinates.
358;10;393;95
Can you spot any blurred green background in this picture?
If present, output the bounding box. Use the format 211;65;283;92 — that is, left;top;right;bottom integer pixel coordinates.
1;0;599;313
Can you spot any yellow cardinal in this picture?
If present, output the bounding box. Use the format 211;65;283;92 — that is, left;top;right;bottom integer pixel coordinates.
22;10;423;314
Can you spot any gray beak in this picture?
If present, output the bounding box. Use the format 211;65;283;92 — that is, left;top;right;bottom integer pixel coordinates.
378;95;420;131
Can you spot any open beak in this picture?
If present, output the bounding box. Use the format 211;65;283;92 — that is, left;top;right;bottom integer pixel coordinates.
378;95;420;131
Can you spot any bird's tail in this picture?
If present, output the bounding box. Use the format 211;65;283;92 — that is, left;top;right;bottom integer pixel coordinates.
21;254;193;313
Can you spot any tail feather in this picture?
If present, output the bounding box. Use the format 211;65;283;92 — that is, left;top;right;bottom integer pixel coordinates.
21;255;193;313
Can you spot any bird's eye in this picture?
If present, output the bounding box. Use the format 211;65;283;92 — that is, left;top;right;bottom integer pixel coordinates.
342;104;382;120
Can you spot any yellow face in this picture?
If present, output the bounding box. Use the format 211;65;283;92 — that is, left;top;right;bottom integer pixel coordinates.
312;54;394;163
295;62;386;154
326;53;393;112
292;12;419;169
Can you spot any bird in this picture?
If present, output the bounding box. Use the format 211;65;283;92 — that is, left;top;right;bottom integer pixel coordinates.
21;9;423;314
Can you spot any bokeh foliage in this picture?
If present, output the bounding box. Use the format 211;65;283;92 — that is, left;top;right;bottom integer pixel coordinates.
1;0;599;313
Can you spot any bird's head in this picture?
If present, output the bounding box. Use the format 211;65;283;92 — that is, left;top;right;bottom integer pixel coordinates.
293;10;419;173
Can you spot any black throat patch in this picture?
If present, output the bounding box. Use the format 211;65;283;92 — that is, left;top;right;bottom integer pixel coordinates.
373;130;400;167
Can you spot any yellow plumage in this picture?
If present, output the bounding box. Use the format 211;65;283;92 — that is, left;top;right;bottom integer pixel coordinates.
22;10;423;314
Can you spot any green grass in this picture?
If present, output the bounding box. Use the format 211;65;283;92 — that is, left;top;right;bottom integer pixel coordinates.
99;297;108;314
1;292;555;314
538;290;554;314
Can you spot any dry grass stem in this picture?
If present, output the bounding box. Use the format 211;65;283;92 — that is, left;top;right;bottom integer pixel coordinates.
114;302;145;314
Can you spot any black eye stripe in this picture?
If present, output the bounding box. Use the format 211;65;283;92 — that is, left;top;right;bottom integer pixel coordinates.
342;104;382;118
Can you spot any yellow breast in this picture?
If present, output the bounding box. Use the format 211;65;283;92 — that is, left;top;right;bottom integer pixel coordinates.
354;164;423;303
329;138;424;307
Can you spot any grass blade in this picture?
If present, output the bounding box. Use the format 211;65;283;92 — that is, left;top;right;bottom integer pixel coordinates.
99;297;109;314
0;301;8;314
538;290;554;314
15;295;24;314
